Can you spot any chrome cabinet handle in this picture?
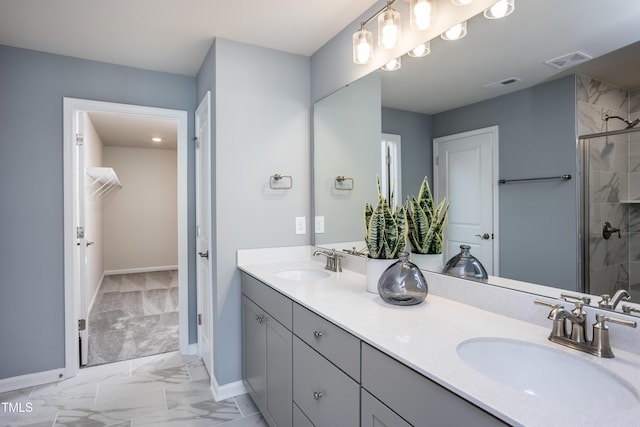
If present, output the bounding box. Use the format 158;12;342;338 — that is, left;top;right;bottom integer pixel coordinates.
313;331;323;338
198;251;209;259
313;391;323;400
255;314;265;324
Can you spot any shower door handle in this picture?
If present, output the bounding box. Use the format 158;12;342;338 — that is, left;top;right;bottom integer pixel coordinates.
198;250;209;259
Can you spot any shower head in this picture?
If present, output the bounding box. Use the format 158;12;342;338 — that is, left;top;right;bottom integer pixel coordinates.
604;114;640;129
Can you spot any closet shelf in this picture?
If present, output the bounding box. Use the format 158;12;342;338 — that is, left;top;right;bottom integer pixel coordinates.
86;167;123;198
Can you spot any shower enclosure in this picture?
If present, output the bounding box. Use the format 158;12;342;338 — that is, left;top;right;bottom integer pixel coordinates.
581;127;640;301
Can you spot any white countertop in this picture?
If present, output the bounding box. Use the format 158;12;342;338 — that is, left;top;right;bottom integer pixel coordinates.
237;248;640;427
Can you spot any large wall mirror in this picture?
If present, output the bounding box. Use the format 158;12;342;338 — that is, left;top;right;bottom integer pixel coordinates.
313;0;640;309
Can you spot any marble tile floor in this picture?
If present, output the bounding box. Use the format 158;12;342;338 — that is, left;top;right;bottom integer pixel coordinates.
0;351;267;427
87;271;180;366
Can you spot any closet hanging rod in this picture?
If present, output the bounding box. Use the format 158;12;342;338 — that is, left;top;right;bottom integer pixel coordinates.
498;174;571;184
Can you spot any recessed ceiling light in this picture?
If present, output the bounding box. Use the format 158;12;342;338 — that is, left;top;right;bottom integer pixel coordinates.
152;137;162;143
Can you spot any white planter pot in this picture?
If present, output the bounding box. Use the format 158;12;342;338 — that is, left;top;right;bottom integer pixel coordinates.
410;253;444;273
366;258;397;293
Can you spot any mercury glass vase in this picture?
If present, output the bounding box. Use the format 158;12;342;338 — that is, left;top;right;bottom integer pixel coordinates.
377;252;428;305
442;244;488;281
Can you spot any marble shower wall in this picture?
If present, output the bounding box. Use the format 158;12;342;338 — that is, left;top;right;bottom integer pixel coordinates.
578;75;637;295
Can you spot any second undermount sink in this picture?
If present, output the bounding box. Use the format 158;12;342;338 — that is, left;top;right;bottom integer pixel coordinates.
274;268;329;281
457;337;640;411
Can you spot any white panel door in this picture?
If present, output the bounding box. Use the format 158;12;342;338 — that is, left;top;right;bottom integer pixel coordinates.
434;127;499;275
76;111;89;366
195;92;213;377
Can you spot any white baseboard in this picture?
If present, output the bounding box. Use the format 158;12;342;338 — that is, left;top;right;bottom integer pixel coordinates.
0;368;66;394
104;265;178;275
210;376;247;402
87;272;105;314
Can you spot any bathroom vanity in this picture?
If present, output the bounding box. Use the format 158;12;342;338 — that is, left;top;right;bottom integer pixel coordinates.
237;246;640;426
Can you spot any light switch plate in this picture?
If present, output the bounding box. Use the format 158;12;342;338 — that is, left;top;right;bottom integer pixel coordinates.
295;216;306;234
315;216;325;233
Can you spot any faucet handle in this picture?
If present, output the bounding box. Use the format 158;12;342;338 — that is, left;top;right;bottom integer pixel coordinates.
560;292;591;305
595;314;637;330
622;305;640;316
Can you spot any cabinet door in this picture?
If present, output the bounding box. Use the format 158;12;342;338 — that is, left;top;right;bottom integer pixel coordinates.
293;337;359;427
242;296;267;407
361;388;411;427
266;313;293;427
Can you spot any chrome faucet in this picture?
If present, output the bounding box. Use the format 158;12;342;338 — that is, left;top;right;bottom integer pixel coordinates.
598;289;631;309
535;299;637;358
313;249;343;272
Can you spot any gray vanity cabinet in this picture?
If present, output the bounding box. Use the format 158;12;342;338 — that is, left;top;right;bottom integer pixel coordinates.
241;273;293;427
361;343;508;427
361;388;411;427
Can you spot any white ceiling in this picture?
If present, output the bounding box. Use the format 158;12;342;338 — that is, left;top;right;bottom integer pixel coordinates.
88;112;178;150
0;0;378;76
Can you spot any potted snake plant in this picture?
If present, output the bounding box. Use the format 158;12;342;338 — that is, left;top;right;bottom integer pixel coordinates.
405;176;449;271
363;177;408;292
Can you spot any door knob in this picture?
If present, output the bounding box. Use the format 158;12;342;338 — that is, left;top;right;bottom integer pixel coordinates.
475;233;491;240
86;241;95;247
198;250;209;259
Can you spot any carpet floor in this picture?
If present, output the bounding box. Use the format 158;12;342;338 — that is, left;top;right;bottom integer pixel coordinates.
86;270;179;367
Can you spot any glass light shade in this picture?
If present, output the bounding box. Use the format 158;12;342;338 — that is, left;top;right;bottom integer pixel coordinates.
410;0;434;30
441;21;467;41
408;41;431;58
381;57;401;71
378;8;401;49
484;0;515;19
451;0;473;5
352;28;374;64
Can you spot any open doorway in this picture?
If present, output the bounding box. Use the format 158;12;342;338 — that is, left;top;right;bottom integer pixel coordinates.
63;99;189;377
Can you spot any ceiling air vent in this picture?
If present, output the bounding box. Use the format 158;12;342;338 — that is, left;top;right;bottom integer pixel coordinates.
544;51;592;69
483;77;522;90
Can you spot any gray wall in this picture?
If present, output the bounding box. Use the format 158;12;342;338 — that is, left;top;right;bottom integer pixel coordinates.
433;75;579;290
196;39;310;385
0;44;196;379
381;107;433;200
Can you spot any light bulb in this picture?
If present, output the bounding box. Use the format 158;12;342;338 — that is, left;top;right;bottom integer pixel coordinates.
441;21;467;41
352;28;373;64
408;41;431;58
484;0;515;19
378;8;401;49
451;0;473;5
381;57;401;71
411;0;433;30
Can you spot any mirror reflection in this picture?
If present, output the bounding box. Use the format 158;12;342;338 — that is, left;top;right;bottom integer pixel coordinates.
313;0;640;309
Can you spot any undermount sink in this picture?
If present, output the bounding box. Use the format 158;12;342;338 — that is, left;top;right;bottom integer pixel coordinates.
457;337;640;411
274;268;329;281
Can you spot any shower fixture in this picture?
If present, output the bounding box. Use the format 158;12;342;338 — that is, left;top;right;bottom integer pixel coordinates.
604;114;640;129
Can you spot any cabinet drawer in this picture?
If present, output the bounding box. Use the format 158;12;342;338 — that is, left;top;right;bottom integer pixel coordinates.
293;337;359;427
361;343;508;427
241;272;292;330
293;302;360;381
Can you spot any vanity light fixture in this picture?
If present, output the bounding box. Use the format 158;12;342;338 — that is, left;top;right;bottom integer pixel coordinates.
352;0;400;64
451;0;473;5
378;3;401;49
484;0;514;19
408;40;431;57
441;21;467;40
381;56;401;71
352;27;374;64
410;0;435;30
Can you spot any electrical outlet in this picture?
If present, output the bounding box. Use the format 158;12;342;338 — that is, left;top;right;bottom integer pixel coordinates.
295;216;306;235
315;216;325;233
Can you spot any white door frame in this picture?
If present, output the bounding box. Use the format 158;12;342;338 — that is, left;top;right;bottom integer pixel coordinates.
63;98;189;378
433;126;500;274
